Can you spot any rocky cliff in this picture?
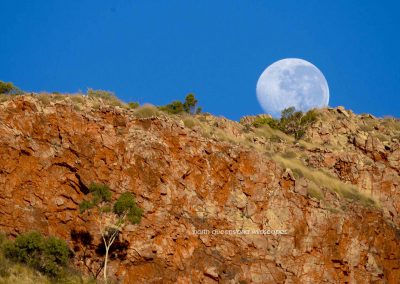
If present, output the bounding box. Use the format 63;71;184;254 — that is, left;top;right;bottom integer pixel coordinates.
0;94;399;283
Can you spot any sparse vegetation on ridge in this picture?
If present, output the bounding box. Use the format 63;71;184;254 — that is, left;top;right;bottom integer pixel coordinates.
87;88;124;107
1;82;400;282
159;100;185;114
159;93;202;115
0;82;392;212
0;80;22;95
251;107;318;140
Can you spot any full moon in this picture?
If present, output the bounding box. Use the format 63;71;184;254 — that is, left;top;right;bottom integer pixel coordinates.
256;58;329;118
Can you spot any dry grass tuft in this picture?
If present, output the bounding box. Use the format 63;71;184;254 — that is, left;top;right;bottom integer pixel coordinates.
0;263;95;284
212;128;238;144
282;151;297;159
254;125;293;143
375;133;389;142
0;94;9;103
382;117;400;131
307;182;324;200
182;117;197;129
37;94;52;106
70;94;85;104
68;94;86;111
272;154;378;207
359;124;374;132
133;104;160;118
87;89;125;108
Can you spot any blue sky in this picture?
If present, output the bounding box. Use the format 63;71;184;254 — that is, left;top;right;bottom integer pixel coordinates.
1;1;399;120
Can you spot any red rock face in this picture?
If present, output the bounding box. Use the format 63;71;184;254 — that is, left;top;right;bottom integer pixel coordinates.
0;97;399;283
305;108;400;227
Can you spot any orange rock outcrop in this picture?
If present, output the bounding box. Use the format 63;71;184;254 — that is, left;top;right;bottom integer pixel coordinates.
0;96;399;283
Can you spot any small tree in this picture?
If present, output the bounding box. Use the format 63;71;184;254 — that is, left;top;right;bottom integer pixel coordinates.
251;107;318;140
183;93;199;114
79;183;142;283
0;80;22;95
279;107;317;139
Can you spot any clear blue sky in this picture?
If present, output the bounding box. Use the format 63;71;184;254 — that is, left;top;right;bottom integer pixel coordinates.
1;1;399;120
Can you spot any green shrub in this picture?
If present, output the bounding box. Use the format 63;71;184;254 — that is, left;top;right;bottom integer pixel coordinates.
159;93;202;115
0;253;10;277
0;233;6;246
280;107;304;139
251;116;279;128
0;80;22;95
79;200;94;213
0;234;10;277
300;109;318;125
3;231;71;278
45;238;70;265
159;100;184;114
128;102;139;109
4;231;45;264
41;237;70;277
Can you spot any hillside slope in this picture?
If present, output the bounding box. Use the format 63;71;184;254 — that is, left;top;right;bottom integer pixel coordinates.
0;95;399;283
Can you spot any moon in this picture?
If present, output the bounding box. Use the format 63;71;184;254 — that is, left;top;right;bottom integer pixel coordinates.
256;58;329;118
